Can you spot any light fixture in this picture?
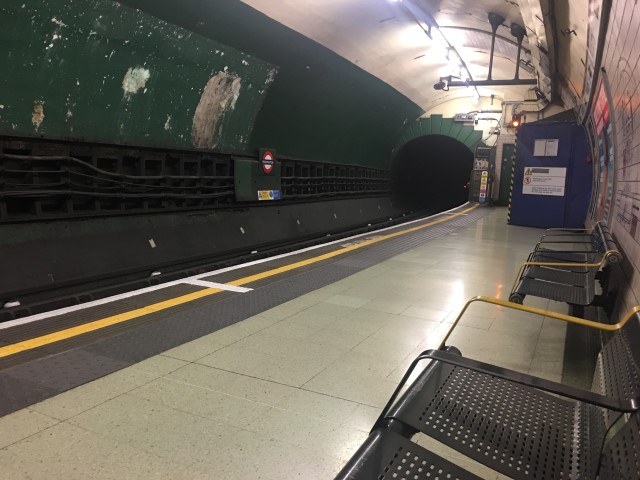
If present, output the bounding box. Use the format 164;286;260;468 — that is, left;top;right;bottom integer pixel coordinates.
511;114;522;128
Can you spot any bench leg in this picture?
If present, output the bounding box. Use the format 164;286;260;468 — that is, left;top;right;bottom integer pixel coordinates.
509;292;525;304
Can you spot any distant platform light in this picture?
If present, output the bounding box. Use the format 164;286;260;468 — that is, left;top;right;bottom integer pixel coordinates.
3;300;20;308
511;114;522;128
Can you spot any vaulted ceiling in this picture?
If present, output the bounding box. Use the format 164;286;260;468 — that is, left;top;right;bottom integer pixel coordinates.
241;0;560;114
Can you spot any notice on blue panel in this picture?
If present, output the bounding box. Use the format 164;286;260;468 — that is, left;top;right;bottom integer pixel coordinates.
522;167;566;196
257;190;281;201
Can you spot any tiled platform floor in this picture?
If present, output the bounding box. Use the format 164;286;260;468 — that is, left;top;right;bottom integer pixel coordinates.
0;207;570;479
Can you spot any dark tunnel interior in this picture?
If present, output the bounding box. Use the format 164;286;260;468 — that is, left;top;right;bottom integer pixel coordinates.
392;135;475;212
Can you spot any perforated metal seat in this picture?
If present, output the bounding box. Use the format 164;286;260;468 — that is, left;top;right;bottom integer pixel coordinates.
387;363;604;479
599;413;640;479
529;249;593;263
333;428;482;480
510;276;595;304
378;314;640;480
522;265;590;286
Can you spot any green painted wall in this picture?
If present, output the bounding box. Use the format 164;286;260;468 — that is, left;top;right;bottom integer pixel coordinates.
0;0;276;152
1;0;424;168
120;0;424;167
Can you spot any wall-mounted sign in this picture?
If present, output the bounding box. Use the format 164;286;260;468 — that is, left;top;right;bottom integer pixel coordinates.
257;190;281;201
474;159;489;170
533;139;559;157
259;148;276;175
262;151;274;174
523;167;567;196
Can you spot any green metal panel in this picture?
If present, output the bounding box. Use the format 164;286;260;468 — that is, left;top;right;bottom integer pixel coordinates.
0;0;275;153
457;125;475;145
430;115;443;135
440;118;454;137
463;131;483;150
448;121;464;140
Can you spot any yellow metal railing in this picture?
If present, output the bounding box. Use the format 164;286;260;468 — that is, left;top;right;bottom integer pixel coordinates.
441;295;640;348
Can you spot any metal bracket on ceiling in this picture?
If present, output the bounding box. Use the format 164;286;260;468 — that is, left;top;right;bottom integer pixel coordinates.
487;13;505;81
510;23;527;80
434;13;536;90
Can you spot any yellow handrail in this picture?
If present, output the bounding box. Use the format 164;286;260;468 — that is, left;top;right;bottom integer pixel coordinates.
440;295;640;348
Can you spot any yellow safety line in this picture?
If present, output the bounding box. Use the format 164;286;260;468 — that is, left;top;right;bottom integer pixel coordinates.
229;204;479;286
0;205;478;359
441;295;640;348
0;289;223;358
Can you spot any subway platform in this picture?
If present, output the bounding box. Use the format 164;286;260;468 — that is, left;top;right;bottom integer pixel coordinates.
0;206;569;479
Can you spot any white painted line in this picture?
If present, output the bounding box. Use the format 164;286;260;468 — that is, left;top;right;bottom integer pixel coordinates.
183;280;252;293
0;202;470;330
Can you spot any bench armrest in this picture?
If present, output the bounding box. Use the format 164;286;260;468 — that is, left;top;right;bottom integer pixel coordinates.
442;296;639;347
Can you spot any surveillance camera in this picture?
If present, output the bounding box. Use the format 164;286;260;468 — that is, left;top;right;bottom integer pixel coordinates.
533;87;546;100
434;80;447;90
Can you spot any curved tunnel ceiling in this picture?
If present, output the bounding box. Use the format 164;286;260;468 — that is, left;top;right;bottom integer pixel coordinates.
240;0;555;113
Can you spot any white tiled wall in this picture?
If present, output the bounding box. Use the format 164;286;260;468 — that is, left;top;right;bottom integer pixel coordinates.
594;0;640;312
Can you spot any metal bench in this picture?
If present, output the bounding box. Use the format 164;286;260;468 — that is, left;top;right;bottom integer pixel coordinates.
536;222;603;244
335;297;640;480
508;224;622;305
528;223;615;263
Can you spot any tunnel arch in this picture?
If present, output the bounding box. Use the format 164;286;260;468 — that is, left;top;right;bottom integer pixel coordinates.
391;133;476;212
393;114;484;155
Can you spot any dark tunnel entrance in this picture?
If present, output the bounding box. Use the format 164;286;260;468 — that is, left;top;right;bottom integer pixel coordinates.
392;134;475;212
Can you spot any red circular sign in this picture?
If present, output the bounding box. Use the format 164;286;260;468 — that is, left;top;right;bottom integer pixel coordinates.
262;151;274;174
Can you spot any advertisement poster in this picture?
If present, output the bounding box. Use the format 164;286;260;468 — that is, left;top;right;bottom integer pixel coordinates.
589;77;615;223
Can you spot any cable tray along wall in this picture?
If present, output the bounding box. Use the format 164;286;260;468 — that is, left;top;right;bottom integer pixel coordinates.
0;138;391;222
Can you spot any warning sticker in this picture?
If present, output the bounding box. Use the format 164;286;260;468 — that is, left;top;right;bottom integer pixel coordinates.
523;167;566;196
257;190;281;201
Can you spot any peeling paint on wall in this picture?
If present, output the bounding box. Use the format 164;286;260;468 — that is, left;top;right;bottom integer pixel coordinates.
191;72;241;148
32;101;45;129
1;1;276;153
122;66;150;96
